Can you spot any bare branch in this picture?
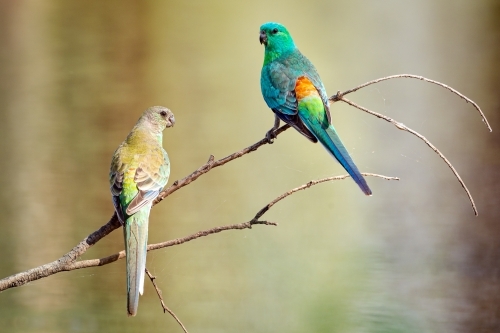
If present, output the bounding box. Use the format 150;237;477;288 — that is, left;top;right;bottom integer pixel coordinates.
65;220;278;271
0;214;121;291
154;125;290;204
339;97;478;215
330;74;492;132
252;173;399;221
145;268;189;333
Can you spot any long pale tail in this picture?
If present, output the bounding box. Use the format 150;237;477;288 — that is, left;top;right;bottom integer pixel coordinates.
124;208;150;316
299;113;372;195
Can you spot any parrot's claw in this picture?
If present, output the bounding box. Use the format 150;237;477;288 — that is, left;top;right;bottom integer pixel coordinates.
265;128;277;143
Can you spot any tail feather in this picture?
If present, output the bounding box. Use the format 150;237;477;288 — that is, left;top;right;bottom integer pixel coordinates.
124;208;150;316
300;114;372;195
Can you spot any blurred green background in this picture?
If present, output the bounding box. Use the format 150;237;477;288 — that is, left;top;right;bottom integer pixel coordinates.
1;0;499;332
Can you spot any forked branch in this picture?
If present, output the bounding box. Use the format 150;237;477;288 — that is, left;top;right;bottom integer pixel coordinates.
330;74;491;132
330;74;492;215
340;97;478;215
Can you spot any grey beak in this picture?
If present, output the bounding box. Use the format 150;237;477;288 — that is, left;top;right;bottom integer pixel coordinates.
259;31;267;45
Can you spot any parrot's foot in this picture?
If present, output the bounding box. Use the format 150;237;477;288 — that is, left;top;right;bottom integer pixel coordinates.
265;128;278;143
266;115;280;143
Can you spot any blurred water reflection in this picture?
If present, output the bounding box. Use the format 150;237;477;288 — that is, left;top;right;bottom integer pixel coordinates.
0;1;499;332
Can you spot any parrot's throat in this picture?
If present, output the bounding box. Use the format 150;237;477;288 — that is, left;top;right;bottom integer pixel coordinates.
130;123;163;146
155;133;163;146
263;47;293;66
263;49;279;66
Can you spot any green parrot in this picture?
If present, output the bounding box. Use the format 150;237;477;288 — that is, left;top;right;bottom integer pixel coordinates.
109;106;175;316
259;22;372;195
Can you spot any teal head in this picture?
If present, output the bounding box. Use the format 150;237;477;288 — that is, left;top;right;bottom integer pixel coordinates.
259;22;296;62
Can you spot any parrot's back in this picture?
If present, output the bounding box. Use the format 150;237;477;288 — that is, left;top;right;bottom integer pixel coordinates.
261;49;329;111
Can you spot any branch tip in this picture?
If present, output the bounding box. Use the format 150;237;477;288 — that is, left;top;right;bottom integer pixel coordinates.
146;268;189;333
335;74;491;132
251;173;399;222
340;97;478;215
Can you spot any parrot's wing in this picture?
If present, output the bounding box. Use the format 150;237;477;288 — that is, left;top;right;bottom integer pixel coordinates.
262;62;298;115
110;171;126;224
262;62;317;142
303;71;331;124
110;148;127;224
126;149;170;215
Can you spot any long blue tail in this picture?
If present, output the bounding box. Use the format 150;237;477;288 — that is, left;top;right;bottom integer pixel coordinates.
299;113;372;196
124;208;150;316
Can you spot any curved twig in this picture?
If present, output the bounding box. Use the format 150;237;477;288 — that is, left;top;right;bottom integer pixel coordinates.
252;173;399;221
330;74;492;132
145;268;189;333
339;97;478;215
65;220;277;271
154;125;290;204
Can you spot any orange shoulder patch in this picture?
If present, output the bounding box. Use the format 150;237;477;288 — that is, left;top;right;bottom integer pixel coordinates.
294;76;320;101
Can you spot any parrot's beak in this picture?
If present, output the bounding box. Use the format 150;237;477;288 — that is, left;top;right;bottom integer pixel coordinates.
259;31;267;46
168;114;175;127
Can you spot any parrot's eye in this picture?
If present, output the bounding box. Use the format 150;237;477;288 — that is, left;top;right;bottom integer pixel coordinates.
160;111;167;117
272;28;278;34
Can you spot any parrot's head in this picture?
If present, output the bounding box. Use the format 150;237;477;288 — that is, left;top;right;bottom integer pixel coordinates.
141;106;175;133
259;22;296;55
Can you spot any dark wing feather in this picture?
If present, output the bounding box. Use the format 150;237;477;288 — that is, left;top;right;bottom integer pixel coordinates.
110;171;126;224
272;108;317;142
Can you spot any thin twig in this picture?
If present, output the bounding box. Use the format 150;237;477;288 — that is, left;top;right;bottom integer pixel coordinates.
154;125;290;204
145;268;189;333
330;74;492;132
65;220;277;271
252;173;399;221
339;97;478;215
